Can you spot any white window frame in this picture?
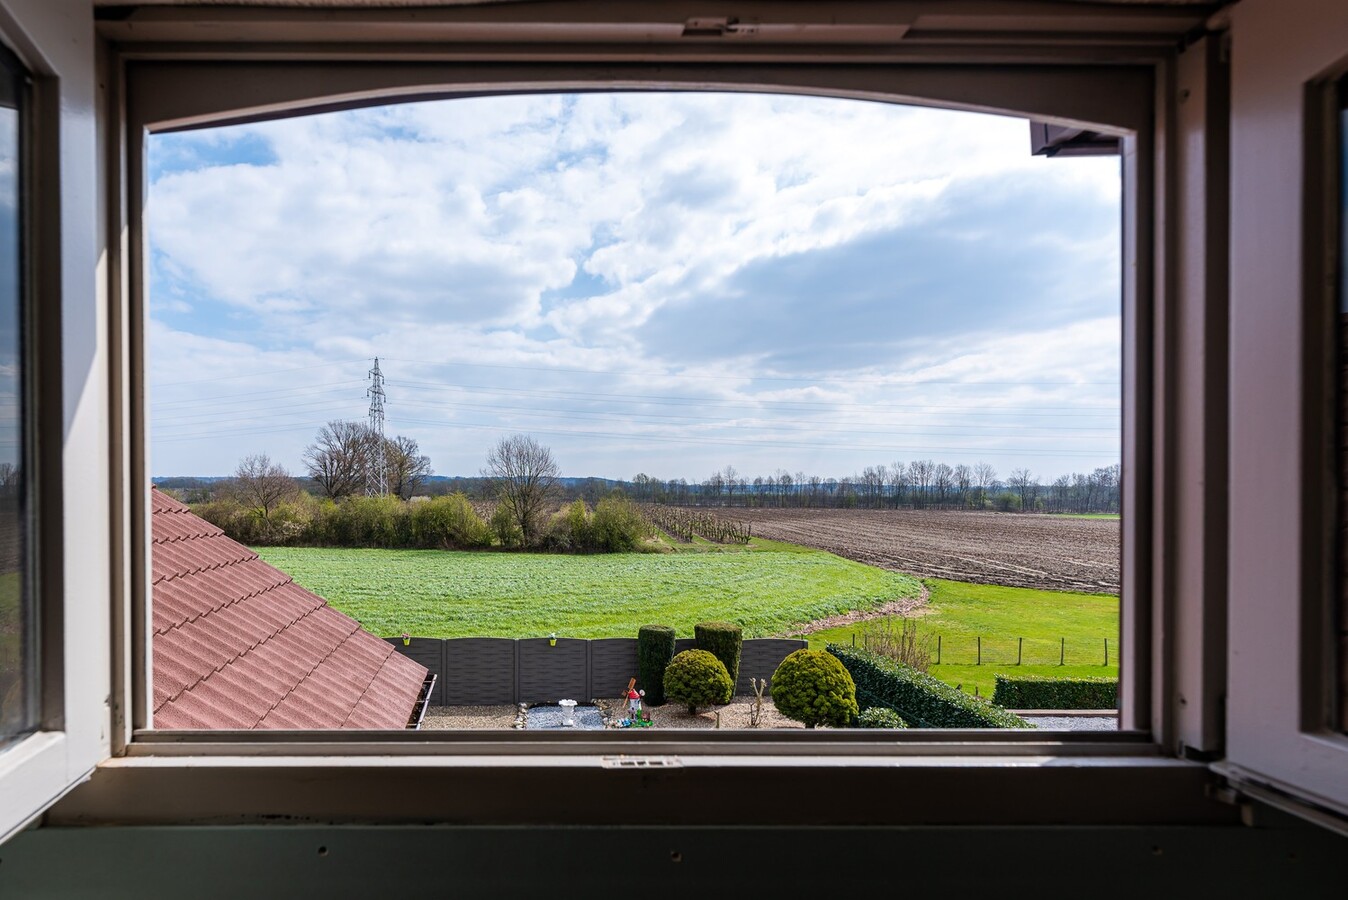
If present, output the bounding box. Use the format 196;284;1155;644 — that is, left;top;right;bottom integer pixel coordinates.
8;0;1260;834
0;0;111;845
1220;0;1348;819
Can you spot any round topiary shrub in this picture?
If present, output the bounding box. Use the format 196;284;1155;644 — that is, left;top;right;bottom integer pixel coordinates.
637;624;677;706
663;649;734;714
771;649;859;728
694;621;743;686
855;706;908;729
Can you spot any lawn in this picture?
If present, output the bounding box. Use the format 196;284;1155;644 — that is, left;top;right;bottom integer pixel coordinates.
257;540;922;639
808;578;1119;696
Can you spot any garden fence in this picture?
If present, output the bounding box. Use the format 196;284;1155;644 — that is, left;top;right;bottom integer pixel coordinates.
853;632;1115;667
389;636;807;706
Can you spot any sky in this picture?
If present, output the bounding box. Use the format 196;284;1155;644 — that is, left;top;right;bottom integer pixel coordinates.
147;92;1121;483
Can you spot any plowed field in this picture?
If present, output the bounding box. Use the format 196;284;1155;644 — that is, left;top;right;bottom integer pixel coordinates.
735;509;1119;594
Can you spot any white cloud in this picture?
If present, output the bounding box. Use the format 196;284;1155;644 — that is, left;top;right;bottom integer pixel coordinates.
148;92;1121;480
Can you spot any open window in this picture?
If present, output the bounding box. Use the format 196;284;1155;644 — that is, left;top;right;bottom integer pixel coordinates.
1221;0;1348;821
0;5;110;844
111;12;1164;751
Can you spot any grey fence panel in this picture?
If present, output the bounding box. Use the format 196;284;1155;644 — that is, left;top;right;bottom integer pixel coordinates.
737;638;807;695
588;638;639;699
386;637;446;706
443;638;516;705
673;638;696;656
516;638;588;703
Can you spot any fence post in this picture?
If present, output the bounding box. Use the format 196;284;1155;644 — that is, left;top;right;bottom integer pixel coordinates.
977;636;981;666
1104;638;1109;666
1017;637;1023;666
852;633;856;648
936;634;941;665
1060;637;1065;666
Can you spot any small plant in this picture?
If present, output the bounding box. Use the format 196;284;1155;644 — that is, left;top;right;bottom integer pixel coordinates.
694;621;743;686
637;624;677;706
748;677;769;727
855;707;907;729
663;649;734;714
770;649;858;728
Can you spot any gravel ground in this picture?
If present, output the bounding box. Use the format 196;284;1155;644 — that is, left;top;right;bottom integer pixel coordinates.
527;705;605;729
420;705;517;730
1022;714;1118;731
623;697;806;730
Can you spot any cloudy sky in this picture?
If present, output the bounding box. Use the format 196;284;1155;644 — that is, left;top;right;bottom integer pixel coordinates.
147;92;1121;483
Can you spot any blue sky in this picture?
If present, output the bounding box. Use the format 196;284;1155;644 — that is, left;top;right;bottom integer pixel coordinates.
147;92;1121;483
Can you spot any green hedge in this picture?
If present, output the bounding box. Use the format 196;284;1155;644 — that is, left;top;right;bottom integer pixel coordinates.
694;621;743;686
991;674;1118;710
856;707;908;729
826;644;1029;729
637;624;677;706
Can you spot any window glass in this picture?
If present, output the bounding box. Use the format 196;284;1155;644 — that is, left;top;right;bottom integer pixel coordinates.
0;47;31;750
146;93;1121;733
1339;84;1348;734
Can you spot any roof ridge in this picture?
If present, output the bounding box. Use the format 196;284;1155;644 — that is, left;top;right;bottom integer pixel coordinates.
253;608;360;728
337;638;398;728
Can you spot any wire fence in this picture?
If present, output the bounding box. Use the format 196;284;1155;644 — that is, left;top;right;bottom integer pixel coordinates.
852;632;1116;667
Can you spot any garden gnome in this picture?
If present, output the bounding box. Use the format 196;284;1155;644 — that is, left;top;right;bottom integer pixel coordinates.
627;687;645;719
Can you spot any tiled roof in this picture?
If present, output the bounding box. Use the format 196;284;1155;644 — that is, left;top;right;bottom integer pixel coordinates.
151;488;427;729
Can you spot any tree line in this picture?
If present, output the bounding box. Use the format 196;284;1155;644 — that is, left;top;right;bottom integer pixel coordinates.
623;461;1121;515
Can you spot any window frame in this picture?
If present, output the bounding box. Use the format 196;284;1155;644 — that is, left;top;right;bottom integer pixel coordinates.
1219;0;1348;819
32;0;1252;833
123;58;1154;743
0;0;111;845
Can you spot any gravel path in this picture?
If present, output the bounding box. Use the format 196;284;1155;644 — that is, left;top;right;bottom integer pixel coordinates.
630;697;805;729
420;705;516;730
1022;714;1118;731
527;705;605;729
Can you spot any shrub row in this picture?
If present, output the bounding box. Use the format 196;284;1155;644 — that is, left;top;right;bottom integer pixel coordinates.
195;492;649;553
991;674;1118;710
826;643;1030;729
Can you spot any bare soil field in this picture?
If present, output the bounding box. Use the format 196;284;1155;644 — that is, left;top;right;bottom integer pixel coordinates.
736;509;1119;594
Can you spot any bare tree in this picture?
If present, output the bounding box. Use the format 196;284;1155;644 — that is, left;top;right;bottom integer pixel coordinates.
303;420;378;500
384;435;433;500
953;464;973;508
973;461;997;509
231;453;297;526
1008;468;1036;512
483;434;560;544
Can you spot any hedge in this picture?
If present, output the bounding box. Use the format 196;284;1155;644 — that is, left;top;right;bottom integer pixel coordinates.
991;674;1118;710
856;707;908;729
826;643;1030;729
694;621;743;686
637;624;677;706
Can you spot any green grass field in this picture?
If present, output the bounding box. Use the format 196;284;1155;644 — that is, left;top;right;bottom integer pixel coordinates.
808;578;1119;696
257;540;922;639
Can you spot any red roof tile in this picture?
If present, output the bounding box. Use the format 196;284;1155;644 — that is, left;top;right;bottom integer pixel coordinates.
150;488;427;730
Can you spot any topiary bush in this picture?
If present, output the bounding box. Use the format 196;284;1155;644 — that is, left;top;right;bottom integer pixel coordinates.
638;624;677;706
828;644;1030;729
663;649;733;714
856;707;908;729
770;649;859;728
694;621;743;687
991;674;1118;710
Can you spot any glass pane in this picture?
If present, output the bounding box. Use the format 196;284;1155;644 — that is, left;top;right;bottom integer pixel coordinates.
147;94;1120;732
0;50;30;749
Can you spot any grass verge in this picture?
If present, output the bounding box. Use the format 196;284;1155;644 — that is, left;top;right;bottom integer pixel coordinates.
258;541;921;639
809;578;1119;696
